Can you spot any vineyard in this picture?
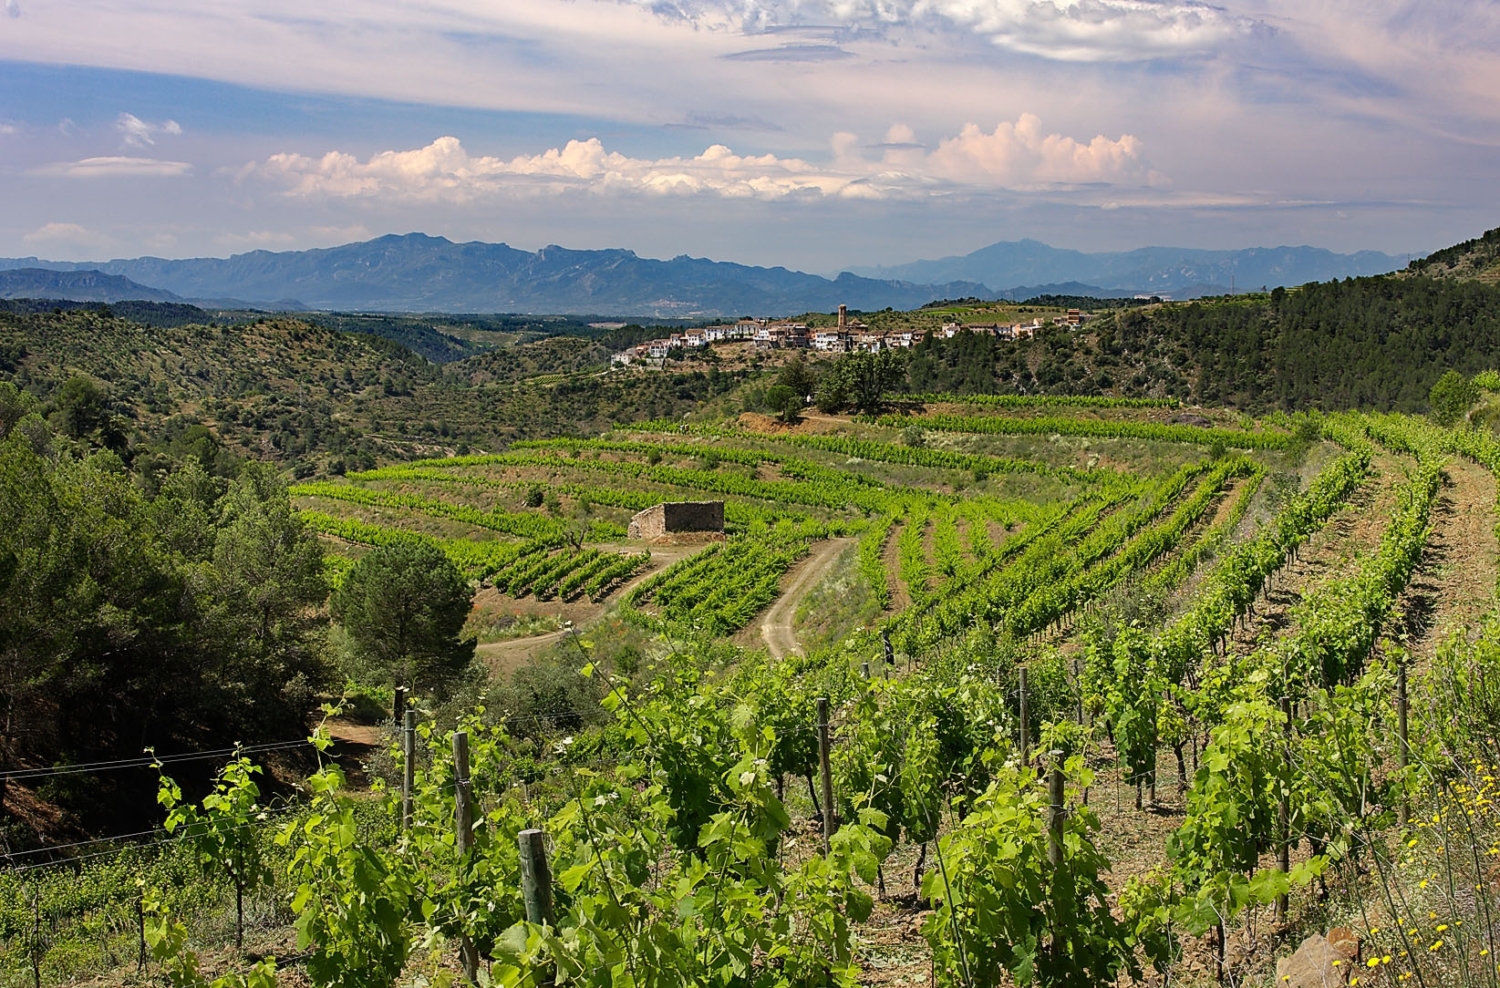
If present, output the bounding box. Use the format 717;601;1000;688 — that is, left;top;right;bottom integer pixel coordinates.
9;395;1500;988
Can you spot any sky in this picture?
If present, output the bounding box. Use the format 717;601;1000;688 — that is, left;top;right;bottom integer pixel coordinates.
0;0;1497;273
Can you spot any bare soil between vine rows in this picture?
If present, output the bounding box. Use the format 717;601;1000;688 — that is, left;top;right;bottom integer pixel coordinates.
1227;452;1406;654
1387;454;1498;666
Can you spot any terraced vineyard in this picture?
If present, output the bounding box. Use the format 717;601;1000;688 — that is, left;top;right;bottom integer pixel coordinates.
16;394;1500;988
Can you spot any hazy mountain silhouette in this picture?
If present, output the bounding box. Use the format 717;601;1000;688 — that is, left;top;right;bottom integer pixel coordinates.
848;239;1405;297
0;268;186;303
0;235;992;317
0;234;1408;315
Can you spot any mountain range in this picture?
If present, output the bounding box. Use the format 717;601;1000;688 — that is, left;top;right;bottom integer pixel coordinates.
0;233;1408;316
847;240;1406;296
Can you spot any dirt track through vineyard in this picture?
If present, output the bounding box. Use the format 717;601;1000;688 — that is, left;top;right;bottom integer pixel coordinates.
474;544;703;670
761;537;855;658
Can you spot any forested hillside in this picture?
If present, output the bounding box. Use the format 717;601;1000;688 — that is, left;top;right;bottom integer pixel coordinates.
905;273;1500;411
0;389;329;836
0;309;749;476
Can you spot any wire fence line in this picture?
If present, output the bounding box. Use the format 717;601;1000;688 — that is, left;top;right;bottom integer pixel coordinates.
0;738;315;783
3;804;306;874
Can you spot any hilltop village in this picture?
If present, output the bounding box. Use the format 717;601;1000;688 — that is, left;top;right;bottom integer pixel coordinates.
611;303;1092;366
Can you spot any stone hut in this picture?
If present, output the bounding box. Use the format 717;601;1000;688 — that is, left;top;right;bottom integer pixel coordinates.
628;501;725;542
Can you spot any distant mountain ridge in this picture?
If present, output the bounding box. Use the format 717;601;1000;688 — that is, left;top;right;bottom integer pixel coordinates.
848;239;1407;297
0;234;993;318
0;268;186;303
0;233;1409;316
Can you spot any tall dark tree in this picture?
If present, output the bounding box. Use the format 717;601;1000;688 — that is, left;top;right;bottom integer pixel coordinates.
209;462;328;647
331;541;475;696
54;376;107;440
195;462;330;735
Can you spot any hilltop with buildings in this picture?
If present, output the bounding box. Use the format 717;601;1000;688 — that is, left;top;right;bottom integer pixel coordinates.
611;304;1090;368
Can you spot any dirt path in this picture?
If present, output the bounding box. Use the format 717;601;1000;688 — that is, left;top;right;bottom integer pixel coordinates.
760;538;855;659
474;544;706;672
1391;455;1498;664
324;720;385;790
475;628;573;671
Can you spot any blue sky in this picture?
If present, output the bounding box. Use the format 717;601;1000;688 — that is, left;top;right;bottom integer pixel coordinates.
0;0;1497;272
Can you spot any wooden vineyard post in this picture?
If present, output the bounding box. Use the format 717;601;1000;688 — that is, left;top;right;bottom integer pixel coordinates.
402;710;416;832
1047;752;1066;868
519;829;555;987
1397;658;1409;828
882;629;894;668
29;888;42;988
136;891;147;974
1150;688;1159;808
861;662;871;680
452;731;479;984
1072;657;1084;725
1277;695;1291;923
519;829;556;926
817;697;835;854
393;685;407;726
1018;667;1030;766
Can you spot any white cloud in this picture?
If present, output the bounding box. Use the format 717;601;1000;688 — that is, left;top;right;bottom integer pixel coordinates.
4;0;19;19
34;156;193;178
0;0;1260;139
927;114;1151;185
116;112;183;148
924;0;1250;61
247;135;847;201
22;222;112;251
0;123;17;136
622;0;1252;61
245;117;1150;203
